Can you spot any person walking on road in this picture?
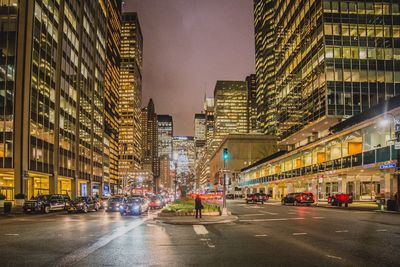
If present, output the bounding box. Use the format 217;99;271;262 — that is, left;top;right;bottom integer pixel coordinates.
195;195;203;219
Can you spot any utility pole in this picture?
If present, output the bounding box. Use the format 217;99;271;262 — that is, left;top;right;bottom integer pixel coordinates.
222;148;229;216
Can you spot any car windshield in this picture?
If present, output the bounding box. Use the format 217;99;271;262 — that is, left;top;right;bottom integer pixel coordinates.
128;198;141;203
110;197;122;202
31;195;50;201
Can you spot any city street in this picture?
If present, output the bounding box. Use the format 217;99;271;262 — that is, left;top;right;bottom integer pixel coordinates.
1;201;399;267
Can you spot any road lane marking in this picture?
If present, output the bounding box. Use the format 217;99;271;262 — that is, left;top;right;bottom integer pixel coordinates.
292;233;307;236
335;230;349;233
260;211;278;215
193;225;209;235
240;213;267;217
55;213;153;267
312;217;325;219
255;234;268;237
326;255;343;260
4;234;19;236
239;217;304;222
376;229;387;232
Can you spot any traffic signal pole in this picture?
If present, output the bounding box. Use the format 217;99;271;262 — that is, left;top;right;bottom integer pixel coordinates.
222;148;228;216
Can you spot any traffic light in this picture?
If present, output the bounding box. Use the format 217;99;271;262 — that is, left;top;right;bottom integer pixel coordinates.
223;148;229;161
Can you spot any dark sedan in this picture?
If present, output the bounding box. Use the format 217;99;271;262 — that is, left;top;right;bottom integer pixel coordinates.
67;196;99;213
23;194;71;214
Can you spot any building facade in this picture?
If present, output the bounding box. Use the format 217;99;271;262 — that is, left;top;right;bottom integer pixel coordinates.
104;0;122;194
0;0;110;200
194;113;206;188
240;96;400;201
119;12;143;189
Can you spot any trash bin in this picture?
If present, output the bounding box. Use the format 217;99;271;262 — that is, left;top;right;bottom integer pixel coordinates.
386;199;396;211
4;201;12;215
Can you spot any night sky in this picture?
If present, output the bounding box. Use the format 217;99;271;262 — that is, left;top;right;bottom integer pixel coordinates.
125;0;255;136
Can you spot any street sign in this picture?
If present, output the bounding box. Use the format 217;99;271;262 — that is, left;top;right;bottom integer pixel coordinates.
395;141;400;150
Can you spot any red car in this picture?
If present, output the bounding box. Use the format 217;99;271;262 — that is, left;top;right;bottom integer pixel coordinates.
246;193;268;204
282;192;315;206
148;196;164;209
328;193;353;207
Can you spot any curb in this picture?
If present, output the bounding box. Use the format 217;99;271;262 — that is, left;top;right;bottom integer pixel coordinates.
154;216;238;225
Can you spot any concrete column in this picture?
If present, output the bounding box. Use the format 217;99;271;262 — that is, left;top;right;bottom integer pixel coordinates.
49;175;56;195
340;175;347;193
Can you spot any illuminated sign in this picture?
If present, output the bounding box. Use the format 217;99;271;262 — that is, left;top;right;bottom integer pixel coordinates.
379;163;397;169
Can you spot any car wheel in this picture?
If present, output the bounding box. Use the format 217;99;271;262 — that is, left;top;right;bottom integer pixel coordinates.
83;205;88;213
293;200;298;206
94;205;98;211
138;208;142;216
306;203;311;207
345;203;348;207
44;206;50;214
281;200;285;206
120;211;125;216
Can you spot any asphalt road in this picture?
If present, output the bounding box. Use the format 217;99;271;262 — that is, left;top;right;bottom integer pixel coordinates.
1;201;399;267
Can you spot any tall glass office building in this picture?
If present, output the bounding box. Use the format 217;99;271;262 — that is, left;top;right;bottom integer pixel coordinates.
255;0;400;141
0;0;109;200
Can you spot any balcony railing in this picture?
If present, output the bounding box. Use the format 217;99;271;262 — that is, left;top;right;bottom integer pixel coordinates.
239;145;397;187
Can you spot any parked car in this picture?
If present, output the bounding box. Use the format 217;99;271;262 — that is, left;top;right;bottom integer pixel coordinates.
282;192;315;206
106;196;124;212
120;197;149;216
23;194;71;214
67;196;99;213
246;193;268;204
149;195;164;209
328;193;353;207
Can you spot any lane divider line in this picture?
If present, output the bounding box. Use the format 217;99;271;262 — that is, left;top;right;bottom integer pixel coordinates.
335;230;349;233
193;225;209;235
292;233;307;236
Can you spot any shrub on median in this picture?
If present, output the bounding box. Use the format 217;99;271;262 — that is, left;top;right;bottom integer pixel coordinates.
161;198;220;213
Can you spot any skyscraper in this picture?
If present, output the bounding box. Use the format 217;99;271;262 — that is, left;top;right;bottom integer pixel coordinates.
254;0;275;135
141;99;159;188
194;113;206;188
0;0;108;199
119;12;143;185
255;0;400;141
104;0;122;194
213;80;248;149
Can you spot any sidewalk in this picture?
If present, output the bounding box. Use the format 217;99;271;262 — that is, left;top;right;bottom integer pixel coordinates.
155;215;238;225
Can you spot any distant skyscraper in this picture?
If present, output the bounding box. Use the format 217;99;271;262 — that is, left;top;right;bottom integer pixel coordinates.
157;115;173;159
119;12;143;183
141;99;159;184
246;74;259;133
157;115;173;191
0;0;108;199
194;113;206;148
194;113;206;189
104;0;122;194
213;81;248;149
173;136;195;189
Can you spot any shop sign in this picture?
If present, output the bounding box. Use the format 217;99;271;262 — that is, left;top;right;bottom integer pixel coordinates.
379;163;397;169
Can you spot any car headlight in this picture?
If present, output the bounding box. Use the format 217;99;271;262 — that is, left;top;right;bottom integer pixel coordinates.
116;203;120;207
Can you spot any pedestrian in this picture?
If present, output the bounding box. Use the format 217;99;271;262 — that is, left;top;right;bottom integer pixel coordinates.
195;194;203;219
